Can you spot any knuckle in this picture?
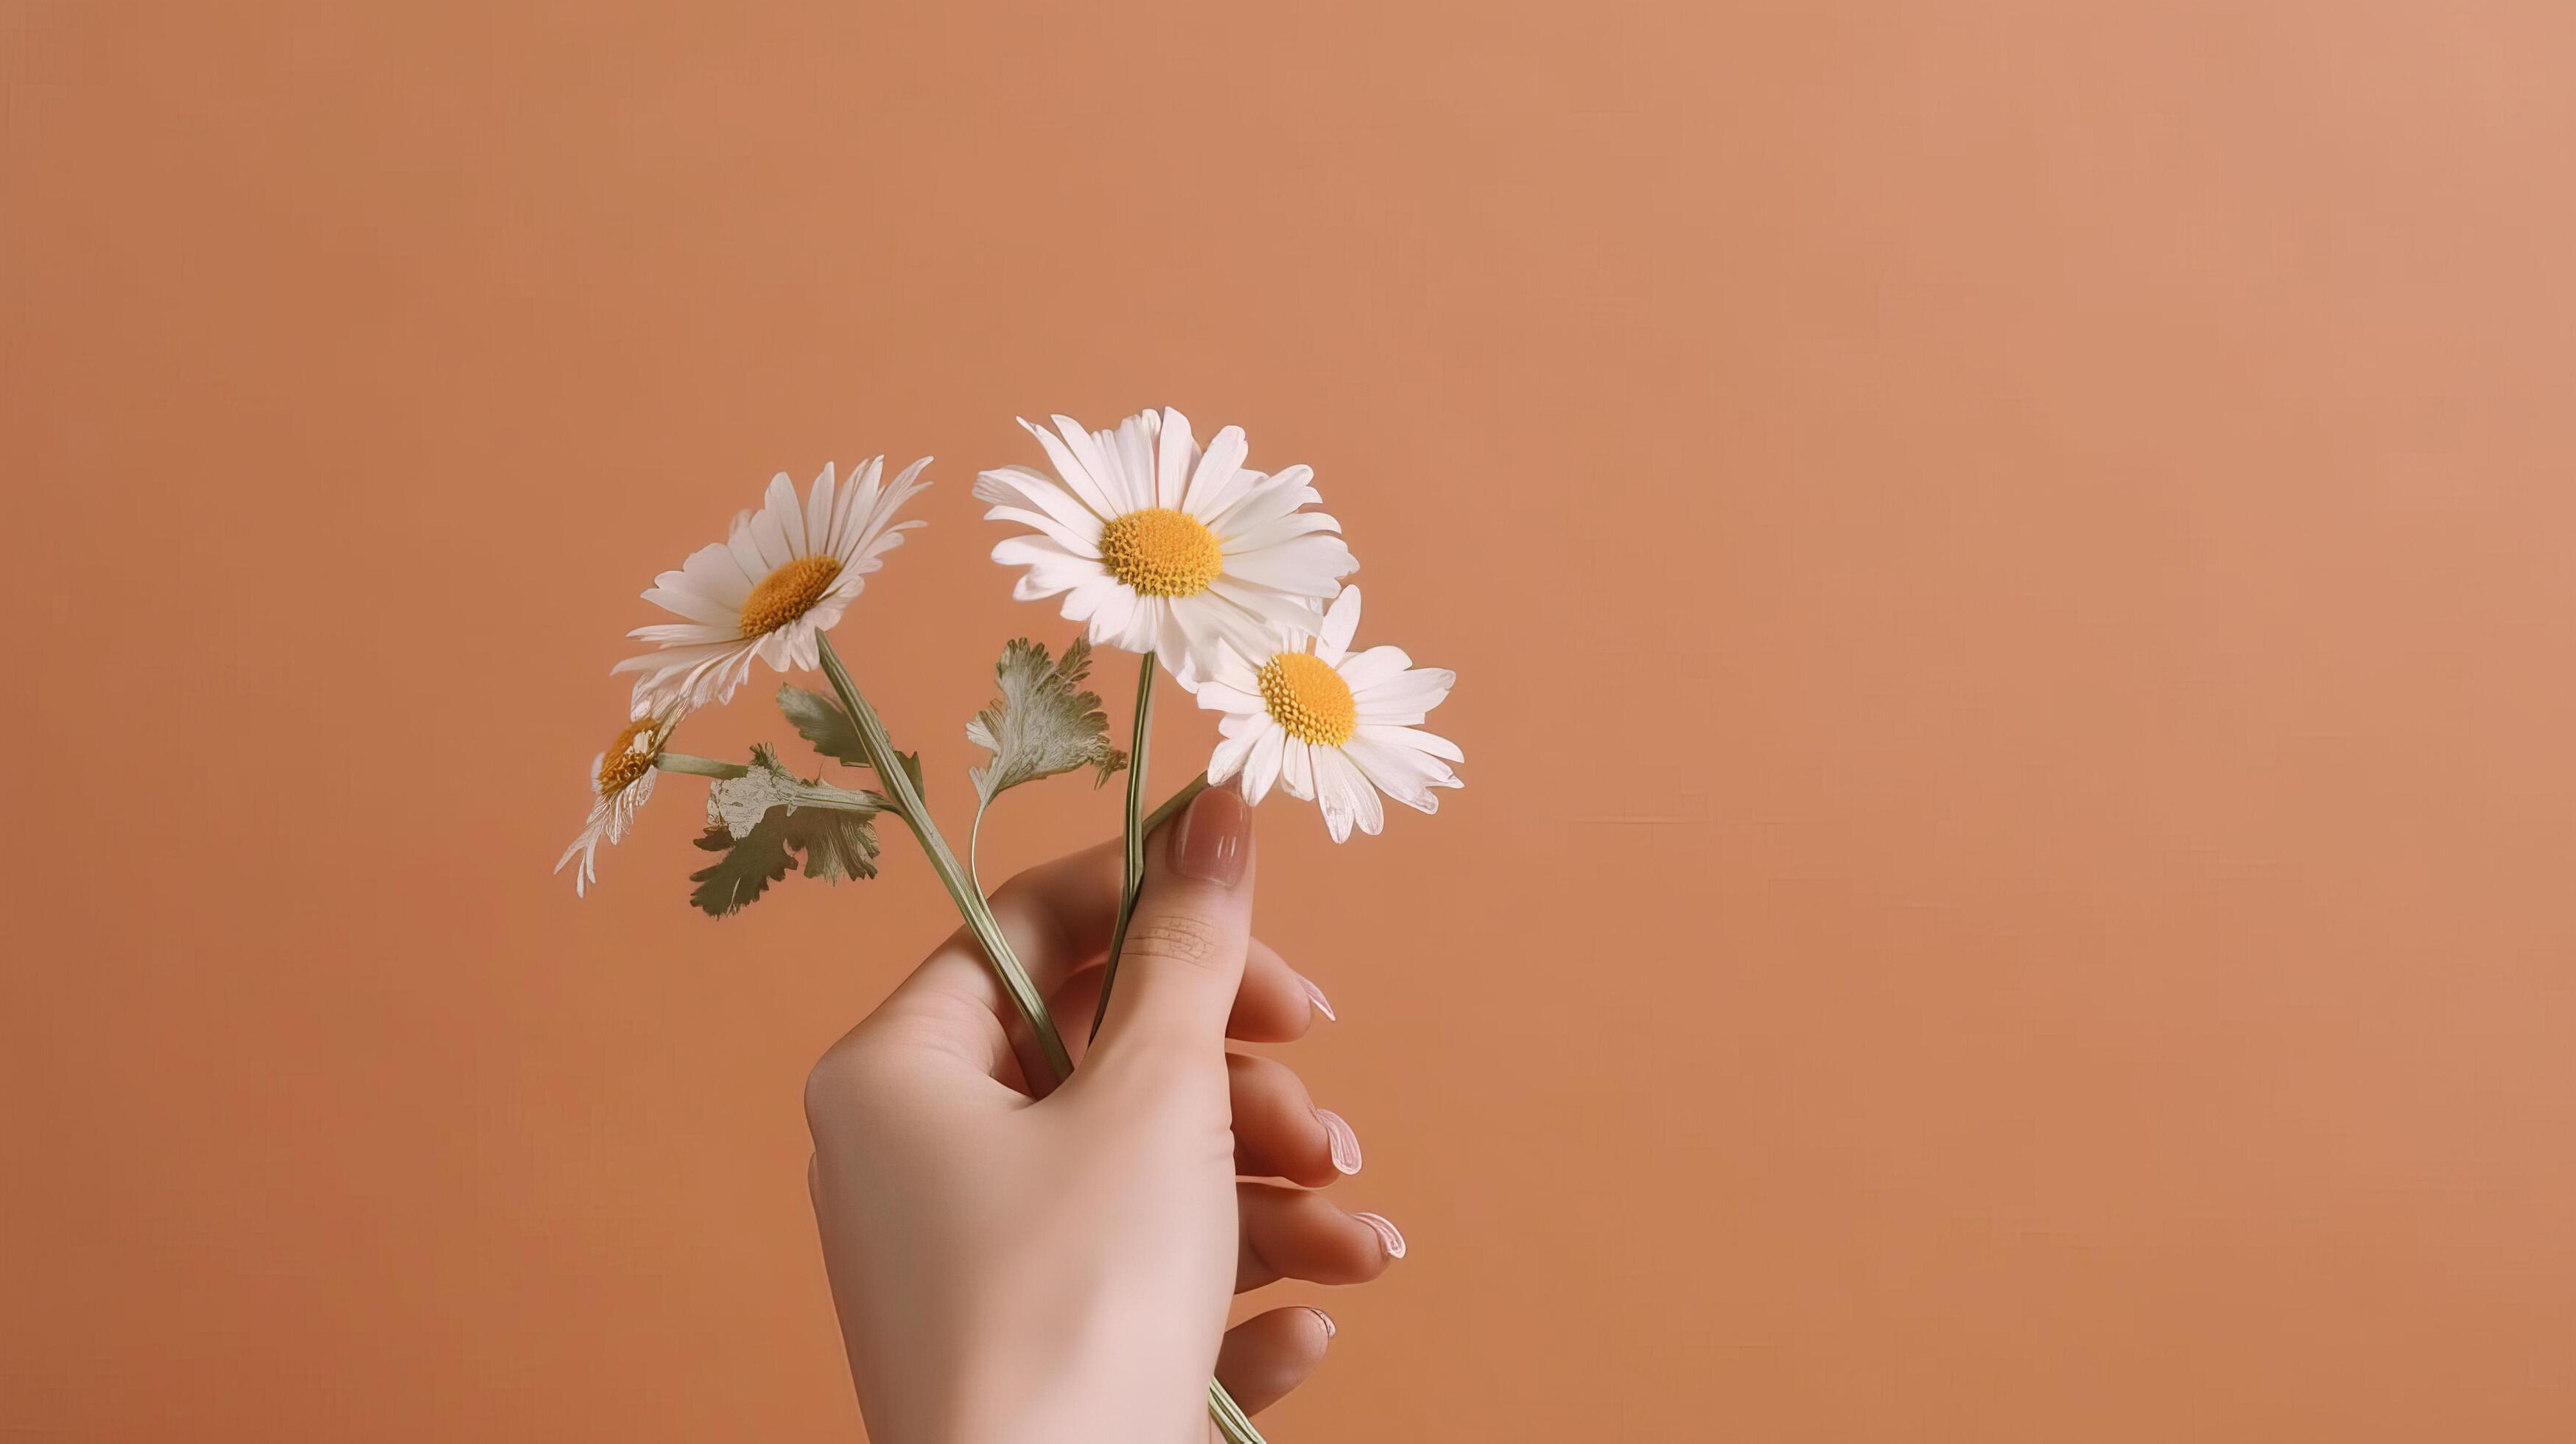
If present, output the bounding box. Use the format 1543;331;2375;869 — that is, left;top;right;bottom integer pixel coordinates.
1121;913;1229;972
801;1042;869;1130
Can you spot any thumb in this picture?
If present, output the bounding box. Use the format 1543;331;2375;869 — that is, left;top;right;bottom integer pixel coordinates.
1092;783;1257;1059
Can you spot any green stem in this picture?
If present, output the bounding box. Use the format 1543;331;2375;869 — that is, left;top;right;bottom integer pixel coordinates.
1089;651;1158;1040
653;752;749;779
815;635;1072;1082
1140;774;1210;839
810;637;1259;1444
759;777;891;814
1089;771;1212;1041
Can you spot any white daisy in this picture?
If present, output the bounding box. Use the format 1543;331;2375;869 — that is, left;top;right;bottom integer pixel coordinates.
615;458;930;712
554;705;686;896
1190;586;1462;841
975;408;1357;680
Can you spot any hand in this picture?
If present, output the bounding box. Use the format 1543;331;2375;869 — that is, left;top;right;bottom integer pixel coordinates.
804;785;1404;1444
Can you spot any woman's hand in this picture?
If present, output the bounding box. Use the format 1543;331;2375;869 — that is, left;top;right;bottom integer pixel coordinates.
804;785;1403;1444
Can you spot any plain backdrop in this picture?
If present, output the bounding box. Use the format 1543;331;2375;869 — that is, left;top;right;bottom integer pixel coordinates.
5;1;2573;1439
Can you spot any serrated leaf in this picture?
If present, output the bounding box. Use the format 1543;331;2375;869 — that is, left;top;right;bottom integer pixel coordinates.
966;637;1128;808
776;684;930;806
779;685;868;768
688;745;883;917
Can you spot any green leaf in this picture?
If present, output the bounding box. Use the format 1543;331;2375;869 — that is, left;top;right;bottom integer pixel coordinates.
778;685;868;768
778;684;930;805
966;637;1129;809
688;745;883;917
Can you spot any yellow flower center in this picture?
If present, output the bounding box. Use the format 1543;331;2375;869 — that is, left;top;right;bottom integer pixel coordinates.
739;555;843;637
1256;652;1357;746
1098;508;1224;597
596;717;661;796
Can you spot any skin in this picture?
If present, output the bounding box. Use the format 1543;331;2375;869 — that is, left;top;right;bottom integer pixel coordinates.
804;785;1400;1443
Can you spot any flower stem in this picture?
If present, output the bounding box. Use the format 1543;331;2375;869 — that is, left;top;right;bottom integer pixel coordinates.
811;637;1260;1444
653;752;749;779
1089;651;1158;1040
815;635;1071;1081
1087;766;1212;1040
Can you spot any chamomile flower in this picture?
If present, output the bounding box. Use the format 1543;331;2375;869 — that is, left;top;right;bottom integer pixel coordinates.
1190;586;1461;841
615;458;929;712
555;704;686;896
975;408;1356;680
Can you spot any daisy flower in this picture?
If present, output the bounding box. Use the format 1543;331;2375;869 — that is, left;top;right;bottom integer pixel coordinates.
616;458;930;711
1190;586;1462;841
975;408;1356;680
555;704;686;896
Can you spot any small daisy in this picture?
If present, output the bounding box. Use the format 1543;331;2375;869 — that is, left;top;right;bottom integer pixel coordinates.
975;408;1357;680
555;705;686;896
1190;586;1462;841
616;458;930;712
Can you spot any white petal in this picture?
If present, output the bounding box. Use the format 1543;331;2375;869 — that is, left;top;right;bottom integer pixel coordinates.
1084;578;1138;640
676;542;756;605
1316;586;1362;663
1209;466;1319;535
980;467;1112;544
1053;416;1135;515
1221;511;1344;555
1207;726;1261;785
806;463;837;558
1112;414;1159;516
761;474;806;559
1191;681;1264;715
611;639;740;676
1318;747;1383;835
1155;407;1197;511
1336;645;1416;693
1221;535;1355;595
640;583;737;628
993;536;1103;597
1280;737;1317;800
1343;734;1440;811
1022;417;1121;519
1360;722;1463;764
1352;665;1454;723
626;621;738;645
726;522;772;584
1168;594;1282;679
1058;575;1127;637
1183;424;1248;517
1190;460;1266;525
1242;726;1285;803
832;456;882;543
985;505;1104;558
1309;747;1360;842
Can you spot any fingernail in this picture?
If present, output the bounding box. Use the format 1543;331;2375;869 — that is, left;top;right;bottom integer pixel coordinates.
1318;1109;1363;1175
1171;785;1250;885
1306;1306;1337;1340
1297;973;1337;1022
1354;1211;1406;1259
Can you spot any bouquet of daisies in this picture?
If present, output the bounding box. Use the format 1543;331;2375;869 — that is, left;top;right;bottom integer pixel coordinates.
557;408;1463;1443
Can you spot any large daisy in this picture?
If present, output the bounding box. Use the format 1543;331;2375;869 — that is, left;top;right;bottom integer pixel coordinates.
975;408;1356;680
1190;586;1462;841
616;458;930;712
554;704;686;896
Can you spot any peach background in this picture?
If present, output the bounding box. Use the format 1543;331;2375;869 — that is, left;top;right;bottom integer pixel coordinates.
6;1;2575;1439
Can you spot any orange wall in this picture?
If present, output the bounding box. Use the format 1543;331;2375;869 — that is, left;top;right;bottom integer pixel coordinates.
6;2;2573;1439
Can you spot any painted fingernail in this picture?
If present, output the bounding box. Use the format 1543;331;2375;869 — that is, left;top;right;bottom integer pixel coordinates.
1318;1109;1363;1175
1306;1306;1337;1340
1171;785;1251;885
1297;973;1337;1022
1353;1211;1407;1259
